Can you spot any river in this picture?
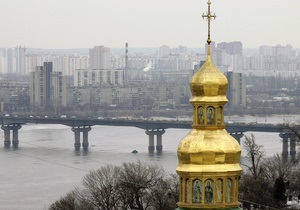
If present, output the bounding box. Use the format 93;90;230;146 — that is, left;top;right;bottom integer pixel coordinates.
0;114;299;210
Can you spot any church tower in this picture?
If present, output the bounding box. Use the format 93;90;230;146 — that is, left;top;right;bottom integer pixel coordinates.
176;1;242;209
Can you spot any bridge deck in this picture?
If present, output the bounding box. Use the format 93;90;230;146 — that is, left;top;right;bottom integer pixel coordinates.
0;117;289;133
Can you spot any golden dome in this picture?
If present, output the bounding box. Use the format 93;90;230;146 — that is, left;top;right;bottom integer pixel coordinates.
177;129;241;173
190;54;228;103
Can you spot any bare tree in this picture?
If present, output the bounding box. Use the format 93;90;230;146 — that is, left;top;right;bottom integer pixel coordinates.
288;165;300;197
239;173;277;208
240;135;299;208
117;161;165;210
150;173;179;210
166;173;180;205
79;165;121;210
262;154;291;207
262;154;293;182
49;189;93;210
49;161;179;210
240;134;278;208
49;190;77;210
242;133;265;179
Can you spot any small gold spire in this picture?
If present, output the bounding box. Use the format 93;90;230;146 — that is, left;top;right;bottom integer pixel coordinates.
202;0;216;47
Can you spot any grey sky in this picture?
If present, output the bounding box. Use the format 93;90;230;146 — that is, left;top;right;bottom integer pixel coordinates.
0;0;299;49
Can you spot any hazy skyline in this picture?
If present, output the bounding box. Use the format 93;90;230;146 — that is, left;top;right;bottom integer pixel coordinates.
0;0;299;49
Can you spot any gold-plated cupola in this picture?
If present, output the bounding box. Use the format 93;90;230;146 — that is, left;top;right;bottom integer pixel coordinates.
190;50;228;129
176;1;242;209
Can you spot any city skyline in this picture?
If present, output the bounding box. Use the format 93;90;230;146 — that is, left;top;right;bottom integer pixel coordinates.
0;0;300;49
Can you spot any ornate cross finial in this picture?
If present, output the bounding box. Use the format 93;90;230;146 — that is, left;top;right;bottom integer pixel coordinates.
202;0;216;45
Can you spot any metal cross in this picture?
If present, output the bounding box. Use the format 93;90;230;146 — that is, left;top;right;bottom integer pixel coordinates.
202;0;216;44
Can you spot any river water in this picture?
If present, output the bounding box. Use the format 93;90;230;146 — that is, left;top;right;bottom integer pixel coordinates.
0;115;299;210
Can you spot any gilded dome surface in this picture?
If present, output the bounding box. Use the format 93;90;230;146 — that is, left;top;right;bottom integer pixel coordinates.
177;129;242;173
190;55;228;103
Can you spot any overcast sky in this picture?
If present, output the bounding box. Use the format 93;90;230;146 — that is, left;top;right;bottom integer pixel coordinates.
0;0;299;49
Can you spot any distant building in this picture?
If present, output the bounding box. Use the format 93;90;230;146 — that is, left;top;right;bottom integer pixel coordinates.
30;62;66;110
178;45;188;54
51;71;67;108
74;69;125;87
6;48;13;74
158;45;170;58
259;44;295;57
89;46;111;69
225;71;246;107
0;79;30;113
67;82;190;109
0;47;26;75
217;41;243;55
15;46;26;75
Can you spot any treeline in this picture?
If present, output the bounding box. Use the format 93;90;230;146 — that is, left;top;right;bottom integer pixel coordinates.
239;134;300;209
49;161;179;210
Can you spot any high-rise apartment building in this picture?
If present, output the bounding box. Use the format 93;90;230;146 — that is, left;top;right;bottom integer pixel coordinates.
30;62;66;110
178;45;188;54
217;41;243;55
51;71;67;108
15;46;26;75
6;48;14;74
158;45;170;58
74;69;125;87
89;46;111;69
225;71;246;107
0;47;26;74
259;44;295;57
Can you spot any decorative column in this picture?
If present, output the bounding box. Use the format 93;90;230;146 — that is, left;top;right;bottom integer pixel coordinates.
230;132;244;144
156;129;165;153
290;135;296;161
279;133;290;162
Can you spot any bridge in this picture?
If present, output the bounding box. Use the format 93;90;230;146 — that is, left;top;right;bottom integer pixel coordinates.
0;116;297;160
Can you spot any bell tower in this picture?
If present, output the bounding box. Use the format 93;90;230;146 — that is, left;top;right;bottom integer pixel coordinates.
176;1;242;209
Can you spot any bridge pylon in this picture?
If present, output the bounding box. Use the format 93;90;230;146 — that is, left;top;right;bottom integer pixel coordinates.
290;135;296;161
72;126;92;150
230;132;244;144
145;129;166;153
1;124;22;148
279;132;297;162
